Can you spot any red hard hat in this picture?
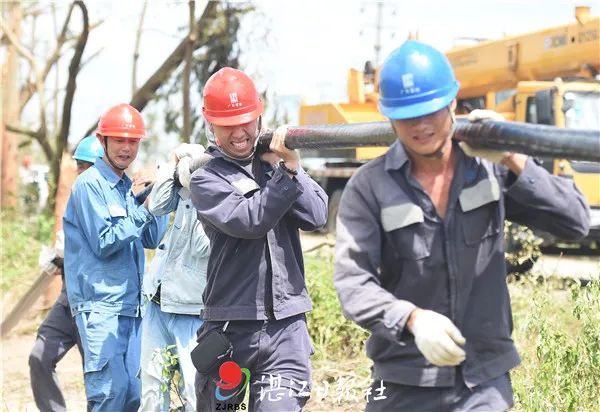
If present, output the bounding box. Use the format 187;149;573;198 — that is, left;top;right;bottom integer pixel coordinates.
202;67;264;126
96;103;145;139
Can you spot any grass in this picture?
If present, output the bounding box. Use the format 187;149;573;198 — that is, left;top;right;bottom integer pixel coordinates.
1;211;53;292
2;215;598;412
303;253;600;412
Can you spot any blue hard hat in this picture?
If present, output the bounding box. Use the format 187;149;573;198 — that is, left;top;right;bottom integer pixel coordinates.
378;40;459;120
73;135;104;163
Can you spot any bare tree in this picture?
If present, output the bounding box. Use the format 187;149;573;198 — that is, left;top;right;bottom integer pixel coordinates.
182;0;196;140
160;1;256;144
1;1;90;212
82;0;220;137
132;0;148;96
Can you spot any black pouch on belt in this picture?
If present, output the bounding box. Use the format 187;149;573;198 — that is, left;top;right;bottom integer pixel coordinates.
191;321;233;374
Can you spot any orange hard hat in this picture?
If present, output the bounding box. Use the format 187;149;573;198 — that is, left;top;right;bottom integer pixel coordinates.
202;67;264;126
96;103;145;139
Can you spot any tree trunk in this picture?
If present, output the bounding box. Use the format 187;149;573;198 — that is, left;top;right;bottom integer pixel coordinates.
44;152;77;306
132;0;148;96
182;0;195;141
49;0;89;212
1;1;22;210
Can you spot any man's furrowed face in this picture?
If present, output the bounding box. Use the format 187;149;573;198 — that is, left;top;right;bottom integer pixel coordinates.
212;119;259;158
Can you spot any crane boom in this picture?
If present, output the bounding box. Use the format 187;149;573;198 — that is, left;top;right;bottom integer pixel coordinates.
447;9;599;98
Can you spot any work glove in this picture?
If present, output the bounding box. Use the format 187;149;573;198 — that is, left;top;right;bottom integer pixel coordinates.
409;309;466;367
459;109;509;163
175;152;214;189
38;246;60;275
174;143;205;161
189;152;215;172
177;156;193;189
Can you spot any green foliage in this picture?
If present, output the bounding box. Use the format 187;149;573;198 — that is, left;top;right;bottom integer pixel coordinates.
305;254;370;360
511;280;600;412
504;221;543;269
153;344;185;411
1;211;54;291
304;252;599;411
156;2;256;144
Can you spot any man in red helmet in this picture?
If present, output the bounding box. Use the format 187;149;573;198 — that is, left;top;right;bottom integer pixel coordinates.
189;67;328;411
334;41;589;411
63;104;168;411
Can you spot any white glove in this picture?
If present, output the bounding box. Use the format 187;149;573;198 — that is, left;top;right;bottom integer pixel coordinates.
467;109;505;123
38;246;59;275
459;141;508;164
461;109;510;163
177;156;192;189
409;309;466;367
189;152;215;171
174;143;205;161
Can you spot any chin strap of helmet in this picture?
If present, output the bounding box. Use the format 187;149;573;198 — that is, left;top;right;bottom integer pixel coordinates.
427;106;456;159
103;136;128;171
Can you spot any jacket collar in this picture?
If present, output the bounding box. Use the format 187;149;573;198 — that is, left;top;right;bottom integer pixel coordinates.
206;144;275;179
94;157;131;189
384;140;410;172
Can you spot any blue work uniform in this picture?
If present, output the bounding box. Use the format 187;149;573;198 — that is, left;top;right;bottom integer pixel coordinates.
63;157;167;412
334;141;590;411
190;146;327;411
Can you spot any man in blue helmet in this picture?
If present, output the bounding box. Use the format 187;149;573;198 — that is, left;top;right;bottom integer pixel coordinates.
29;135;103;412
334;40;590;411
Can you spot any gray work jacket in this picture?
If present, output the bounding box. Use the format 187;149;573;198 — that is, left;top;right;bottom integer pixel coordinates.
334;140;590;388
190;146;328;321
143;162;210;315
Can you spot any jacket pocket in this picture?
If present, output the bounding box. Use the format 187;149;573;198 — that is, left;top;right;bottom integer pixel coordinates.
84;358;117;401
381;203;431;260
459;177;501;246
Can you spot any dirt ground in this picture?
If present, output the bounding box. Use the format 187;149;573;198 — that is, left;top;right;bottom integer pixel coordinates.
1;309;87;411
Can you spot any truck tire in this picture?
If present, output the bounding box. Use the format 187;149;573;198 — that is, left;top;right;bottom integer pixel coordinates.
325;189;343;234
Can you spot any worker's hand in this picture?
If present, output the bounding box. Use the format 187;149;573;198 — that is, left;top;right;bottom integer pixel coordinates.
177;156;193;189
266;125;299;172
174;143;205;161
259;150;280;167
467;109;505;123
462;109;511;162
132;168;155;195
458;142;509;163
39;246;60;275
189;152;215;171
408;309;466;367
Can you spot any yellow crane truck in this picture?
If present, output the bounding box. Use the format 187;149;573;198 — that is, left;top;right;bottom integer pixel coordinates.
299;6;600;247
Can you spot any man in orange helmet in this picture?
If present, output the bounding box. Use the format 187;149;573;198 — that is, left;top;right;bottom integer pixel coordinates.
189;67;328;411
63;104;168;411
